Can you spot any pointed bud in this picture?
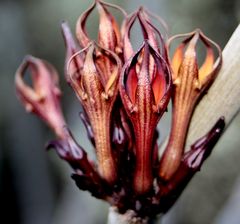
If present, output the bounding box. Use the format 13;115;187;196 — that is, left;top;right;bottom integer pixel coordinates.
68;42;122;184
159;29;222;181
15;56;66;138
76;0;126;53
119;41;171;194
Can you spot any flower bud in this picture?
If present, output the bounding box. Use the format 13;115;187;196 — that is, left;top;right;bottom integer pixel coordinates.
15;56;66;138
119;41;171;194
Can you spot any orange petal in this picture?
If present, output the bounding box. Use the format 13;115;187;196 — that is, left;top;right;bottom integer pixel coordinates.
152;68;166;105
171;43;184;80
199;46;214;83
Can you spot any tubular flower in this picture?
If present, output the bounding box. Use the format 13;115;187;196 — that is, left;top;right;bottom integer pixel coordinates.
68;42;122;184
119;41;171;194
159;29;222;181
15;0;225;220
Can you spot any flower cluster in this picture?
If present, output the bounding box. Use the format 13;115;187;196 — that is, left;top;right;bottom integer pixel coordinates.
15;0;224;218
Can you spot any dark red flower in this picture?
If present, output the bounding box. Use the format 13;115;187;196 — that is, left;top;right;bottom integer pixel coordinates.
119;41;171;194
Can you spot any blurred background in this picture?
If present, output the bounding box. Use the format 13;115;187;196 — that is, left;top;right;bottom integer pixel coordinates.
0;0;240;223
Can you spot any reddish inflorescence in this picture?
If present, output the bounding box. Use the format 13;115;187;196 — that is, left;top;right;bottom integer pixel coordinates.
15;0;224;218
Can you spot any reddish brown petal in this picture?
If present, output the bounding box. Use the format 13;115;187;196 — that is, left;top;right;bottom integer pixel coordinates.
138;8;158;49
142;7;169;38
98;0;126;53
126;65;138;104
150;49;170;107
76;1;96;47
122;11;138;61
151;68;167;105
